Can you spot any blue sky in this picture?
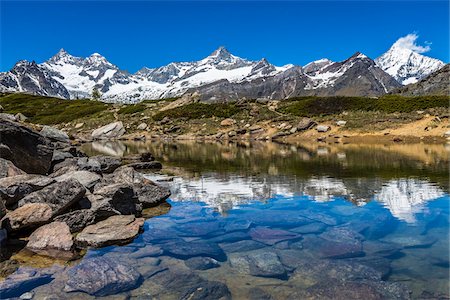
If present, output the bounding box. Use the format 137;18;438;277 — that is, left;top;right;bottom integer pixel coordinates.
1;1;448;72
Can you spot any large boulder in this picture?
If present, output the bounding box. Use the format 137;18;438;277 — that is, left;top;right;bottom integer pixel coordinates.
18;179;86;217
91;121;126;140
90;183;142;219
54;209;96;233
0;174;55;208
75;215;144;248
297;118;317;131
1;203;52;232
53;170;101;191
26;221;73;257
103;166;170;207
0;119;53;174
40;125;69;142
53;156;121;174
0;158;25;179
64;256;142;296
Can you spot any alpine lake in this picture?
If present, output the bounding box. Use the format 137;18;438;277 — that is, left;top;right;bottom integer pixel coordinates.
4;140;450;299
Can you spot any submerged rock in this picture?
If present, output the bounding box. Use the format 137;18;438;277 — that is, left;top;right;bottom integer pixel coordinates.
179;280;232;300
219;240;266;253
0;268;53;298
249;227;301;245
229;251;286;279
161;239;226;261
64;256;142;296
75;215;144;248
184;257;220;270
18;179;86;217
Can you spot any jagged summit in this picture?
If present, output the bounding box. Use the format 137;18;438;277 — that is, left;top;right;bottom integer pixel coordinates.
375;35;445;84
0;39;445;103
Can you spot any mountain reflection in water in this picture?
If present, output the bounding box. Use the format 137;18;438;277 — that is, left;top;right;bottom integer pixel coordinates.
83;140;449;223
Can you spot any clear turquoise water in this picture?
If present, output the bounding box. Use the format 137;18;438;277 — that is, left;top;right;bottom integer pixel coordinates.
11;142;450;299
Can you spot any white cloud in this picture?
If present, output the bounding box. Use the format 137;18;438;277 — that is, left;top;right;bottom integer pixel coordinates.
393;33;431;53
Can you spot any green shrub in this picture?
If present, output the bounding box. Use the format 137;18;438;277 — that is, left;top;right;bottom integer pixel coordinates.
153;103;240;121
118;104;146;114
0;93;108;124
279;95;449;116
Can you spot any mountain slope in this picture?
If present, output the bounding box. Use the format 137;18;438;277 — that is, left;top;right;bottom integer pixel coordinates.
0;60;69;98
393;64;449;96
190;52;401;102
375;43;444;85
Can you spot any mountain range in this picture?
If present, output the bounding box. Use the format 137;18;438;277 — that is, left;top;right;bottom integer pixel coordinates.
0;42;446;103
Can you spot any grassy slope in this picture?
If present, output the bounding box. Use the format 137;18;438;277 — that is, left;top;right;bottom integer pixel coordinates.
0;93;448;132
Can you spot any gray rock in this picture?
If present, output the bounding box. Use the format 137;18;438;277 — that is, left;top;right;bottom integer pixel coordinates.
184;257;220;270
0;119;53;174
90;183;142;219
219;240;266;253
0;268;53;298
91;121;126;140
209;231;249;243
40;125;69;142
0;158;26;179
51;150;73;164
54;209;96;233
316;125;330;132
125;161;162;170
75;215;144;248
0;174;55;207
18;179;86;217
54;170;101;190
26;221;74;258
0;113;17;121
129;245;163;259
291;222;327;234
248;288;274;300
297;118;317;131
161;239;226;261
229;251;286;279
249;227;301;245
64;256;142;296
2;203;52;232
179;280;231;300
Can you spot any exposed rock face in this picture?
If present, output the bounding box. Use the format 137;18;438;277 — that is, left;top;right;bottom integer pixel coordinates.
0;158;26;178
40;126;69;142
0;174;55;207
64;256;142;296
18;179;86;216
101;166;171;207
75;215;144;247
2;203;52;232
54;170;101;190
91;121;126;139
54;209;96;233
90;183;142;218
26;221;73;255
0;60;70;98
394;64;449;96
0;119;53;174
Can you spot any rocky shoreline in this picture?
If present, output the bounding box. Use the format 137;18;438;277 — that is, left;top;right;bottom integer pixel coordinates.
0;117;171;269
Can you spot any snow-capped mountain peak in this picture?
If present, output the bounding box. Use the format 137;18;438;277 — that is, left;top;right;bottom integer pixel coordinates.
375;36;445;85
